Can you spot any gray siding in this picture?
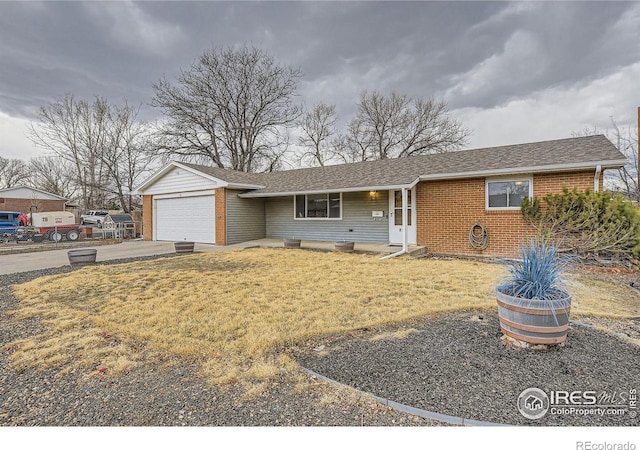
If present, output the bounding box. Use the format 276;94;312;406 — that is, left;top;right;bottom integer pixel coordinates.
226;190;266;244
266;191;389;243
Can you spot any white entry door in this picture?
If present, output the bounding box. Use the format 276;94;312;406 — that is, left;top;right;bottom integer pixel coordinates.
388;188;416;245
155;195;216;244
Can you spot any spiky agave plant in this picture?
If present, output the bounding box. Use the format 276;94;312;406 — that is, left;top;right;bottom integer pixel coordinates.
498;239;571;325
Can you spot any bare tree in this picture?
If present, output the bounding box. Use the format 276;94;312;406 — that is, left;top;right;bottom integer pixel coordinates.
296;103;337;167
28;155;78;200
573;120;639;202
609;120;639;202
152;45;302;172
29;95;112;209
101;102;154;212
400;96;471;156
338;90;470;162
29;95;155;211
353;91;410;160
334;118;370;164
0;157;29;188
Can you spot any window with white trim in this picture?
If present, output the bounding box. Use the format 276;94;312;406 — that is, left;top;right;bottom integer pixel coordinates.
294;193;342;219
486;178;532;209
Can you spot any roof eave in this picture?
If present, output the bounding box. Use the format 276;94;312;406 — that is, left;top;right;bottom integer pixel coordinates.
0;185;68;201
417;159;628;181
238;183;414;198
135;161;266;194
226;183;267;190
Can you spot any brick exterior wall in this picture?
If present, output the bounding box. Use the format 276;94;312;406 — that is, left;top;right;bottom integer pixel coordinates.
215;188;226;246
0;198;66;213
142;195;153;241
416;170;599;258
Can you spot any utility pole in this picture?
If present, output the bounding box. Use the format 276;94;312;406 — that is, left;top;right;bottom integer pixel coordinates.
637;106;639;194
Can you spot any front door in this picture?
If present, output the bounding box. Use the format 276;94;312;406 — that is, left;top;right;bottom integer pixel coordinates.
389;188;416;245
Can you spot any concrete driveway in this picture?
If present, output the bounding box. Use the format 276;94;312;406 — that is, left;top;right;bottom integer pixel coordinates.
0;240;221;275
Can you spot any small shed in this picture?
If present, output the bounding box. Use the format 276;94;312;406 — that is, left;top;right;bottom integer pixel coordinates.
103;213;137;239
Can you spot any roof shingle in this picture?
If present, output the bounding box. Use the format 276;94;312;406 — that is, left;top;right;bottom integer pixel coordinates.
179;135;626;196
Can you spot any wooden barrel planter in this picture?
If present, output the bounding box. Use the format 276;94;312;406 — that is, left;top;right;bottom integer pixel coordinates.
283;238;301;249
334;241;355;253
496;288;572;345
174;241;195;254
67;248;97;266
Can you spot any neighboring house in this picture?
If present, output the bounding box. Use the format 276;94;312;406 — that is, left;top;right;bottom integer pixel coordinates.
136;135;627;257
0;186;68;214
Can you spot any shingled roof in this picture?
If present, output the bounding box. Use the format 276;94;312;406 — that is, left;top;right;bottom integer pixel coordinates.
167;135;627;197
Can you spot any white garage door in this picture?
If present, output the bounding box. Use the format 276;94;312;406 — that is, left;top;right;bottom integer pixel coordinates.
155;195;216;244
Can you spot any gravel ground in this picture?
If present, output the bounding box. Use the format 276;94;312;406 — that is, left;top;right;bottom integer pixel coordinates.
0;258;437;427
296;311;640;426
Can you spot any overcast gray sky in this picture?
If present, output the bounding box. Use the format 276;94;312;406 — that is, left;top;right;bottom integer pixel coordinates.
1;1;639;161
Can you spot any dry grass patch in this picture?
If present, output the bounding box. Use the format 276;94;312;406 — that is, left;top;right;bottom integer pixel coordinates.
5;248;638;388
368;328;421;342
565;276;639;318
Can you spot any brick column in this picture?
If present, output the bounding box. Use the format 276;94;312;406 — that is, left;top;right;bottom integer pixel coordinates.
142;195;153;241
215;188;226;245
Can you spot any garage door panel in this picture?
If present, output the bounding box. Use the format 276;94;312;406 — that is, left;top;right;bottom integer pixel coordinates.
155;195;216;244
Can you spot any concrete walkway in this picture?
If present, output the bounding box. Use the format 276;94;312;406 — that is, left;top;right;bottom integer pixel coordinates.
0;238;425;275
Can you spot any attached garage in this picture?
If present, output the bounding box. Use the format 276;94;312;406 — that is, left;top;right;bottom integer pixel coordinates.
155;194;216;244
136;162;267;245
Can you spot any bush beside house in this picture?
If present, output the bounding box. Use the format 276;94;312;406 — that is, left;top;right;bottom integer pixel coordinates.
521;188;640;264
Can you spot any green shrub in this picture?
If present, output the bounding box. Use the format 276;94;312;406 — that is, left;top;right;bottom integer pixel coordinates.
521;188;640;263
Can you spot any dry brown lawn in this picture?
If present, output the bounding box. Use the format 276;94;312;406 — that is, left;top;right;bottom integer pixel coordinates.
5;248;638;389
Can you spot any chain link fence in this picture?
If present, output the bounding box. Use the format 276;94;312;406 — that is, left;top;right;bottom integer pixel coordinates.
0;222;139;252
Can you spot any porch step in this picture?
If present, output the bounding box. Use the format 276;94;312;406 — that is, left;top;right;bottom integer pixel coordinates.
408;246;427;257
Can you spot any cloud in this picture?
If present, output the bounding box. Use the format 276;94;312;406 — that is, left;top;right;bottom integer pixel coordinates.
83;1;185;59
0;1;638;164
0;111;37;160
454;61;640;149
442;2;639;109
444;30;548;107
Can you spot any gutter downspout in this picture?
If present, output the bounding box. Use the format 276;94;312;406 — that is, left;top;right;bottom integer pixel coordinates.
401;187;408;254
382;178;420;260
594;165;602;193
